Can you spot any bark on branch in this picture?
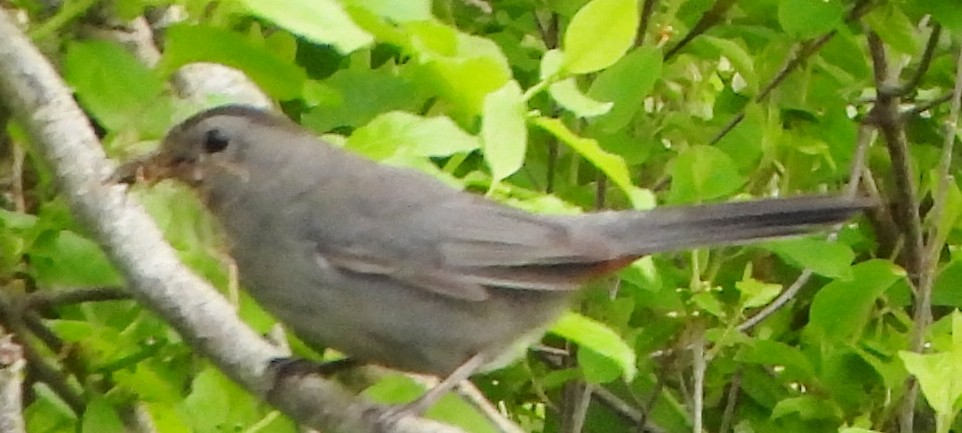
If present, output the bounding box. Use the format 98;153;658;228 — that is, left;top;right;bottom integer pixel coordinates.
0;10;462;433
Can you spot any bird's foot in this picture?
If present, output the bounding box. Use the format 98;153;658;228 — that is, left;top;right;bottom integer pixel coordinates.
268;356;360;378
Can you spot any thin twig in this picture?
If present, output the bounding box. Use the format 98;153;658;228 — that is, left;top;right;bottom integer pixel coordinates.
21;313;65;356
455;382;526;433
865;32;924;286
709;0;875;145
717;370;741;433
118;403;158;433
12;144;25;213
860;165;900;255
901;92;954;120
737;270;813;332
0;295;85;415
708;113;746;147
570;384;593;433
635;0;659;47
636;350;675;433
595;175;608;209
737;123;871;331
896;23;941;96
18;311;102;400
23;287;129;309
917;45;962;343
899;43;962;433
864;26;926;433
547;140;558;194
665;0;736;60
534;349;667;433
690;325;705;433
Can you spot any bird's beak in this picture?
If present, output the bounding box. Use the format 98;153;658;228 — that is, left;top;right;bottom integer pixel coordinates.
110;151;189;186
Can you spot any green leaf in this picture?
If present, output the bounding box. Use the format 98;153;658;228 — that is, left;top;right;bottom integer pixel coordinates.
26;384;78;432
771;395;842;420
531;117;650;208
777;0;844;40
363;373;424;403
236;0;373;53
540;48;565;80
592;128;654;166
551;311;637;381
114;363;183;403
691;290;726;318
301;67;423;133
344;0;433;22
62;41;167;133
668;145;745;203
159;25;307;100
364;373;498;433
587;46;662;132
736;277;782;309
181;368;275;432
30;230;123;287
700;36;756;93
481;81;527;182
143;403;193;433
864;4;919;56
736;340;816;380
548;78;613;118
82;397;125;433
933;259;962;308
182;369;230;433
407;21;512;116
806;260;903;342
927;168;962;251
0;208;37;230
0;209;35;272
900;311;962;423
131;183;229;289
45;320;96;342
765;238;855;279
715;103;764;171
562;0;639;74
924;0;962;35
578;345;622;383
347;111;480;160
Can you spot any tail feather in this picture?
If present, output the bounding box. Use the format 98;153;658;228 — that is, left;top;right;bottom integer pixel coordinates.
573;195;872;257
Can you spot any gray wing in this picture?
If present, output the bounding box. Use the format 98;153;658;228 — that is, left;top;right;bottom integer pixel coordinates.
313;194;616;302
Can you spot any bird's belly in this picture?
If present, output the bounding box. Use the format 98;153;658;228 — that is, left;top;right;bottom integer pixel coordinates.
233;243;572;376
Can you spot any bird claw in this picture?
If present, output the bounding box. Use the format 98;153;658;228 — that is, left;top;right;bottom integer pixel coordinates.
268;356;360;378
371;400;426;429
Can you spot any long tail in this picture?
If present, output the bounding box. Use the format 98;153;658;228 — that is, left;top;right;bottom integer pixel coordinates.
574;195;872;257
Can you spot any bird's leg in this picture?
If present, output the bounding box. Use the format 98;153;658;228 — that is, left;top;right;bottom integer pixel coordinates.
378;353;486;424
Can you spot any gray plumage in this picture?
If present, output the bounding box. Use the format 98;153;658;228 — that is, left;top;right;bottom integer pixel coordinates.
144;105;868;376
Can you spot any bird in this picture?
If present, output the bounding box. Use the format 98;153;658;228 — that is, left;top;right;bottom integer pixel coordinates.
117;104;869;415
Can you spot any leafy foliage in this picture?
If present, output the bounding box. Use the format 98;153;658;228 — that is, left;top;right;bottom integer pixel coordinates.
2;0;962;432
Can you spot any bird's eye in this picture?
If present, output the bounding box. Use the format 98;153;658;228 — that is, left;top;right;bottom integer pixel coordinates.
204;129;230;153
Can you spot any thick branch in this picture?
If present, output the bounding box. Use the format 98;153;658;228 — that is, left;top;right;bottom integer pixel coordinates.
0;294;85;415
0;9;459;433
0;330;25;433
865;32;924;286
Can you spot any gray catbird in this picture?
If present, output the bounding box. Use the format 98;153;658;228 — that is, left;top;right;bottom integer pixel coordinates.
121;104;868;413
